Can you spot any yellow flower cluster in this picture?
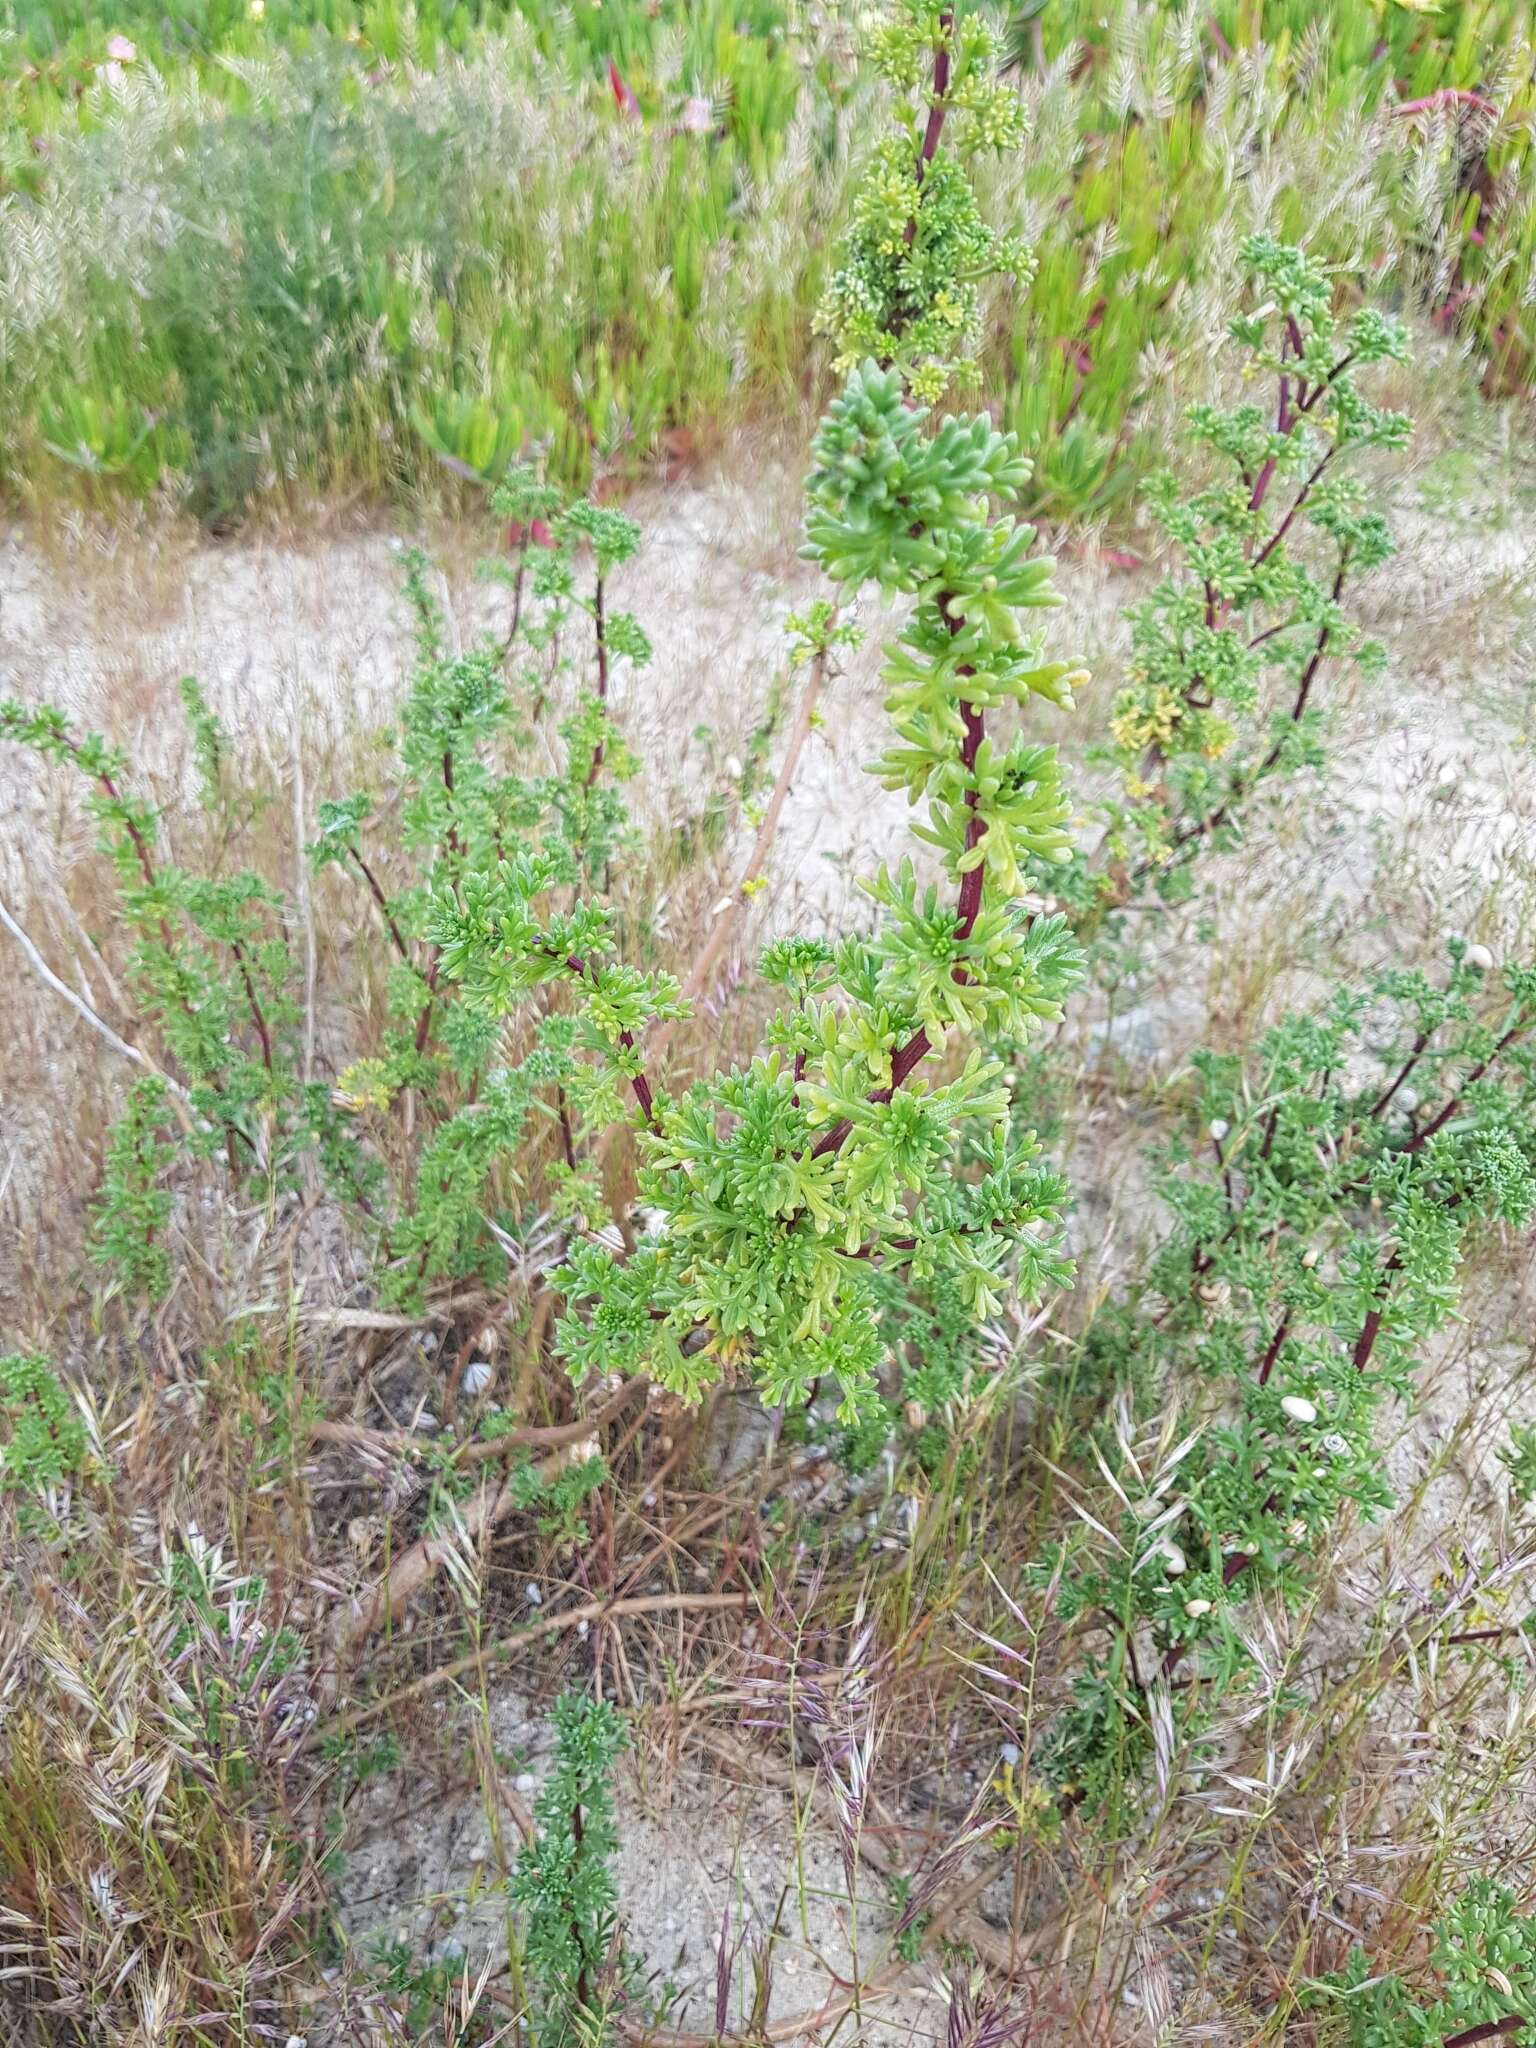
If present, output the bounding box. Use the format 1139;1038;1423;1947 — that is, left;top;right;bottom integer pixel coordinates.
1109;683;1185;754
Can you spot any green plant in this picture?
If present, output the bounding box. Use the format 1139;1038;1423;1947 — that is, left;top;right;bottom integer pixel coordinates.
1502;1422;1536;1505
91;1074;177;1301
0;1354;86;1495
544;0;1086;1420
2;0;1089;1454
1309;1880;1536;2045
1025;950;1536;1821
1050;235;1410;945
0;461;657;1312
511;1690;630;2047
0;691;366;1228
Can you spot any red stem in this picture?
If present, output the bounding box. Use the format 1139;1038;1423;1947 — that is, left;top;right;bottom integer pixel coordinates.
810;693;983;1160
557;947;659;1130
1255;1311;1290;1387
1401;1021;1526;1154
229;938;274;1073
584;574;610;791
347;844;412;962
904;11;953;246
413;956;441;1055
1367;1030;1428;1120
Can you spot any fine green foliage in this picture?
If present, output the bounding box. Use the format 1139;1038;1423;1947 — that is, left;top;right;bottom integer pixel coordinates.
1310;1881;1536;2045
511;1691;629;2048
1;465;655;1312
0;1355;86;1494
1054;234;1411;933
0;694;337;1206
314;492;652;1304
91;1075;176;1303
1034;950;1536;1819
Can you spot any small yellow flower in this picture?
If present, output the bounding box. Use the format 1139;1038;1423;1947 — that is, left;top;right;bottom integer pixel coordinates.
333;1059;394;1114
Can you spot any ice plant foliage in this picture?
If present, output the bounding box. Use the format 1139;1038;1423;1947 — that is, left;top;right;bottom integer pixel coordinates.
1032;951;1536;1818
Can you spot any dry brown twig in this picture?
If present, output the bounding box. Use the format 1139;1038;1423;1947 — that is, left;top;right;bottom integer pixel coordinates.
309;1373;649;1468
322;1377;652;1671
315;1588;753;1744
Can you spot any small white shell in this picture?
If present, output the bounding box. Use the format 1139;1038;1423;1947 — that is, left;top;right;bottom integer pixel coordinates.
1465;943;1495;971
1161;1542;1187;1577
524;1583;544;1607
1208;1118;1230;1143
1183;1599;1213;1618
1280;1395;1317;1425
463;1358;495;1399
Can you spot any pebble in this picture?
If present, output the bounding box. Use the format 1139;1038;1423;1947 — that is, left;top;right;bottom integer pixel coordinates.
1280;1395;1317;1425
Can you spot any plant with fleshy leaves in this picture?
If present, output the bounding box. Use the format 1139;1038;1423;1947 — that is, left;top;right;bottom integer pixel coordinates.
524;0;1086;1420
1024;948;1536;1821
1047;235;1410;937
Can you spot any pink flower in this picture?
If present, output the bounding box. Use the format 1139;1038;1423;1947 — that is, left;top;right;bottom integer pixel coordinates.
105;33;137;61
681;96;712;134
